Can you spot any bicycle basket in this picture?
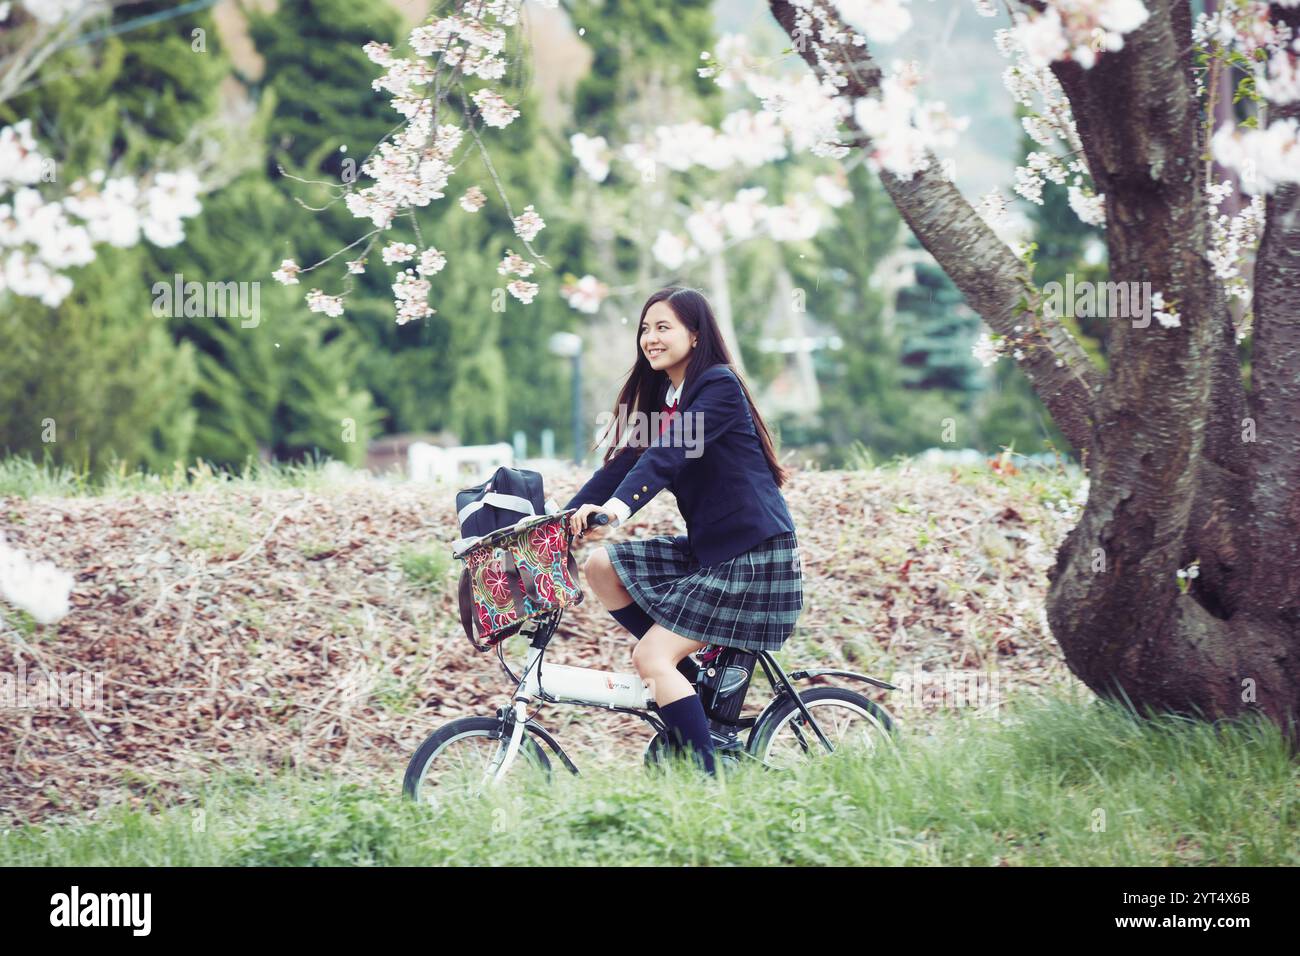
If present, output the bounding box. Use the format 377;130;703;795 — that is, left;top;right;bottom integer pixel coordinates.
455;511;583;651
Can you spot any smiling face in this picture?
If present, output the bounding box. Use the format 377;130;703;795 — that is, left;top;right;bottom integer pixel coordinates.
640;301;697;383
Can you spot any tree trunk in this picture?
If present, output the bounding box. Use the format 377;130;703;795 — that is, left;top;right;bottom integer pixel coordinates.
767;0;1300;743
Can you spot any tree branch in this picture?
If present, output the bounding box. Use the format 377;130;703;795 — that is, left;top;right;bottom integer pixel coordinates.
767;0;1101;458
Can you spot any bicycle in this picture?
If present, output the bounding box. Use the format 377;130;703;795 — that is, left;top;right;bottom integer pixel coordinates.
403;509;899;805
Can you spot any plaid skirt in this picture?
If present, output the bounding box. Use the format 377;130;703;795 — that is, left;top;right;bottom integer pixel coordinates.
604;530;804;651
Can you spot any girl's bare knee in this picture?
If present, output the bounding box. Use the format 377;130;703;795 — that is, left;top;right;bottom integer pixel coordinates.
584;548;612;585
631;641;664;679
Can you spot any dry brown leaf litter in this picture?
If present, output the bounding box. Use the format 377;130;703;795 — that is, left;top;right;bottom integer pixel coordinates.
0;464;1085;826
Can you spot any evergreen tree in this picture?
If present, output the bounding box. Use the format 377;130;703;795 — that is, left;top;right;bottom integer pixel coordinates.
149;173;382;466
569;0;720;142
0;248;198;472
0;0;227;472
895;234;985;395
250;0;577;451
785;160;952;461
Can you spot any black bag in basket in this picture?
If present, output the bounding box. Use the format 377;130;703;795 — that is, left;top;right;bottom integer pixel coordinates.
453;466;547;556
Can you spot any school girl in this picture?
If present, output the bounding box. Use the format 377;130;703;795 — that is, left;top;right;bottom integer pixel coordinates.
564;286;804;776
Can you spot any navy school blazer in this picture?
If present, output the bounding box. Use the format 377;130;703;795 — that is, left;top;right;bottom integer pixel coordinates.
563;364;796;567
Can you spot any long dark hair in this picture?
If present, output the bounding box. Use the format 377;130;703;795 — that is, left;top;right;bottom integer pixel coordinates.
592;286;790;487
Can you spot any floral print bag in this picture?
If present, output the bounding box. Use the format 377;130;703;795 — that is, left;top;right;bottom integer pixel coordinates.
456;511;584;651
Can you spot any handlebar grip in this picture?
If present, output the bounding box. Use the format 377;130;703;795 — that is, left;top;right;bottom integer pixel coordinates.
585;511;611;530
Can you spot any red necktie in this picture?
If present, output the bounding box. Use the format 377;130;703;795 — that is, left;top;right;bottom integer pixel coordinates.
659;397;679;436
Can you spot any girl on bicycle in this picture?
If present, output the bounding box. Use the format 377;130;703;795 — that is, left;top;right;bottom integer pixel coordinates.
564;286;804;776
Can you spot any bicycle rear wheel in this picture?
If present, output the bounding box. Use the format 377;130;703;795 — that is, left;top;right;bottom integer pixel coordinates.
748;687;895;770
403;715;553;807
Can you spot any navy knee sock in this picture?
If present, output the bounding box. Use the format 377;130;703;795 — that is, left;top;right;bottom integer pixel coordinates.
659;693;717;776
609;602;700;684
608;601;654;638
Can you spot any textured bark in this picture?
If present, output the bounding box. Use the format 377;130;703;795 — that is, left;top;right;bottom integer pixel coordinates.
768;0;1300;742
768;0;1103;461
1248;9;1300;614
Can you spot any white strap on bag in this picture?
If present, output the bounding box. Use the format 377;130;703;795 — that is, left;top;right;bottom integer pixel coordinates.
456;492;537;525
452;492;546;558
451;535;483;558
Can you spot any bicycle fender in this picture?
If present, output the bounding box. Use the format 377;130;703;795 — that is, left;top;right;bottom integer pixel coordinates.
523;719;582;776
786;668;898;691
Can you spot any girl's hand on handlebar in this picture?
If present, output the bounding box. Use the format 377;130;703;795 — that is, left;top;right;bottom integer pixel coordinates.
569;503;614;539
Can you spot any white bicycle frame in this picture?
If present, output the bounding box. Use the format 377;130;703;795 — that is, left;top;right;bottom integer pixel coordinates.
480;643;658;787
467;637;900;791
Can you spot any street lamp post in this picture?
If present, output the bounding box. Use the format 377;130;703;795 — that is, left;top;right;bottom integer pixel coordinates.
548;332;585;465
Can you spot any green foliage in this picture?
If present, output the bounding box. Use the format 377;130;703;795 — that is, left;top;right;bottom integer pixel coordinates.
110;1;228;144
149;173;382;466
569;0;721;141
0;248;198;473
249;0;576;450
0;2;235;474
895;237;985;395
784;162;946;462
0;1;226;162
398;544;453;591
4;689;1295;865
245;0;403;177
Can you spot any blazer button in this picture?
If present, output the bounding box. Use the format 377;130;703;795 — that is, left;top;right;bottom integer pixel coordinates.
641;485;648;492
632;493;640;500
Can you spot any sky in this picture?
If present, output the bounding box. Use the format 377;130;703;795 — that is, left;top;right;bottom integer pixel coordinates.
713;0;1023;210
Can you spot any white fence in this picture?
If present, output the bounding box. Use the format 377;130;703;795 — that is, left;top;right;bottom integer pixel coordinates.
407;441;515;485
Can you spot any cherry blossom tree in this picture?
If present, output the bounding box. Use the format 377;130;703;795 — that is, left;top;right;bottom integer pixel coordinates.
271;0;562;322
0;1;210;306
760;0;1300;741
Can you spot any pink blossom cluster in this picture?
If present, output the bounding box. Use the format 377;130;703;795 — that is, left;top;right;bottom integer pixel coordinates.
1;120;202;306
1206;181;1265;316
1199;2;1300;193
1010;0;1150;70
0;533;72;625
279;1;553;322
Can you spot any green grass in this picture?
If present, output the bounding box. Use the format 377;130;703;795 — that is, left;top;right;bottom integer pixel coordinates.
0;453;388;500
3;687;1293;866
173;501;257;560
397;544;454;591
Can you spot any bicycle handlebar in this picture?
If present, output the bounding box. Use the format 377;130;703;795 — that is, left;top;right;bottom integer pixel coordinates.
565;508;611;538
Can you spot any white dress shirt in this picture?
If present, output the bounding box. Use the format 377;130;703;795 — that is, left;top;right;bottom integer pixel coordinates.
600;378;682;526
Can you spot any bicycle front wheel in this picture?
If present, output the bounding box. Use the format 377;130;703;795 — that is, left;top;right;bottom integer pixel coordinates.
748;687;896;770
403;716;553;807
